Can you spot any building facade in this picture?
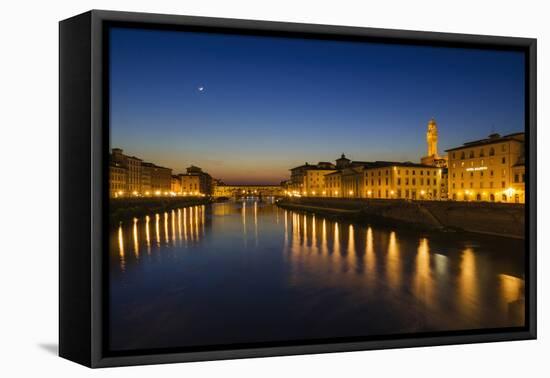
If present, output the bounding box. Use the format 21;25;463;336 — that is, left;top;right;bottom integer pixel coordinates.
288;155;442;200
140;163;153;195
446;132;525;203
150;165;172;194
179;165;213;195
171;175;182;194
111;148;142;194
109;161;127;197
109;148;178;197
362;162;442;200
288;161;337;196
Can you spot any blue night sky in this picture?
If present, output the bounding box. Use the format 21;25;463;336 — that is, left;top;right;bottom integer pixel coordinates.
110;27;525;185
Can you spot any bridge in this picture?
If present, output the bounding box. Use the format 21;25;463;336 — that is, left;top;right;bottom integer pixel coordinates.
213;184;283;199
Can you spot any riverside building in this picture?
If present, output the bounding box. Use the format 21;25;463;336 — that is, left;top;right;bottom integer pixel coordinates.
446;132;525;203
109;148;175;197
179;165;213;196
288;162;337;196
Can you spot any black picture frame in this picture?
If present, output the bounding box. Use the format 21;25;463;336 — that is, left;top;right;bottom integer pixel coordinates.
59;9;537;368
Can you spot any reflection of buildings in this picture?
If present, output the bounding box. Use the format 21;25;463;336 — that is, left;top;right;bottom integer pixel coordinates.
114;205;208;270
446;132;525;203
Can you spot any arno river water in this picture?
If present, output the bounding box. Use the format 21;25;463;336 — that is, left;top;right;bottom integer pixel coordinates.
109;199;525;352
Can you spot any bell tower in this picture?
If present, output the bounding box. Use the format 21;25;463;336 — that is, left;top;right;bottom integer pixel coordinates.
426;118;438;157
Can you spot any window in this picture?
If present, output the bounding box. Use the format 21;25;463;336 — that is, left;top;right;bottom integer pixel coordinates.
452;152;456;159
461;182;464;188
501;144;506;152
420;178;424;185
469;150;474;158
412;178;416;185
502;157;506;164
470;182;473;188
489;147;495;156
490;182;494;188
420;170;424;176
514;174;519;183
501;181;506;188
385;178;388;185
460;151;465;159
412;170;416;175
470;172;474;177
479;149;485;157
397;178;401;185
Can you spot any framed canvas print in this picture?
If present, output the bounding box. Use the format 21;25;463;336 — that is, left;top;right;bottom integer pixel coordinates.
59;10;537;368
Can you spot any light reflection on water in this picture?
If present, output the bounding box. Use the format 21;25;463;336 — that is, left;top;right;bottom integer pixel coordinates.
109;200;525;352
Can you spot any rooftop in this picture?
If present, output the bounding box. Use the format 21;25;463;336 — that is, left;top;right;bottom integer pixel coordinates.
445;132;524;152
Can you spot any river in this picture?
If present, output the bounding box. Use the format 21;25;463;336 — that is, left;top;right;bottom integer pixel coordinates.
109;199;525;352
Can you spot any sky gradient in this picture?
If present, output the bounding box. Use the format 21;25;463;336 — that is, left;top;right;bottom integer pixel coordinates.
110;27;525;185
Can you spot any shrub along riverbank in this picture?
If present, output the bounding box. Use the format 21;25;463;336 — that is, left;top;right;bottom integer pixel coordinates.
110;197;211;224
276;197;525;239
